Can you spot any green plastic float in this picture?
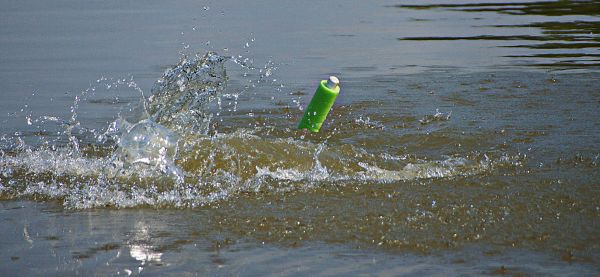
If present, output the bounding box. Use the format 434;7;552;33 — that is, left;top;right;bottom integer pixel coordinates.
298;76;340;132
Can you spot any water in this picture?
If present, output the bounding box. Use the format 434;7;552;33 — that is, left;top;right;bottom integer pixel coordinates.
1;0;600;275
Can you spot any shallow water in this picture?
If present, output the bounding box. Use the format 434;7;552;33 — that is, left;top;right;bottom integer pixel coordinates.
1;0;600;275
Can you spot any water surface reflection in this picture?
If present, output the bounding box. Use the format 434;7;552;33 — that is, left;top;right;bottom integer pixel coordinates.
395;1;600;68
129;222;163;268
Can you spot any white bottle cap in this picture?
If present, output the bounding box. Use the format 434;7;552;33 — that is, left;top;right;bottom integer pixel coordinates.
326;76;339;89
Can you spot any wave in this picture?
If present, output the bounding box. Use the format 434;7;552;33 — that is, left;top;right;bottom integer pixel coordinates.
0;52;523;209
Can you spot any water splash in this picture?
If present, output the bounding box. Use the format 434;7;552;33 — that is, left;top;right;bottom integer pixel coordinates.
419;109;452;125
108;52;229;181
147;52;227;135
0;52;524;209
109;119;182;182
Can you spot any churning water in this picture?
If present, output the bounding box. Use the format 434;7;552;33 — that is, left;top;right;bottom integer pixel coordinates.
1;0;599;275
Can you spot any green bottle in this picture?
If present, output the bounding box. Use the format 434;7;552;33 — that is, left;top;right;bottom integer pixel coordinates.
298;76;340;132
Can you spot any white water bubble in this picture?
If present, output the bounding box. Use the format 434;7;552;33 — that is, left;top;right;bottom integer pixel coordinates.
112;119;182;181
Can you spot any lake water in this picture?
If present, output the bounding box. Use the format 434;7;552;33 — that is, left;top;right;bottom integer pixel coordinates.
1;0;599;275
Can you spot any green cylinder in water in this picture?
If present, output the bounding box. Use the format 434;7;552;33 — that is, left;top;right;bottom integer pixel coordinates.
298;76;340;132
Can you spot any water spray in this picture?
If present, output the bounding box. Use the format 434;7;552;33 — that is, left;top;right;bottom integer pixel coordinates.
297;76;340;132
